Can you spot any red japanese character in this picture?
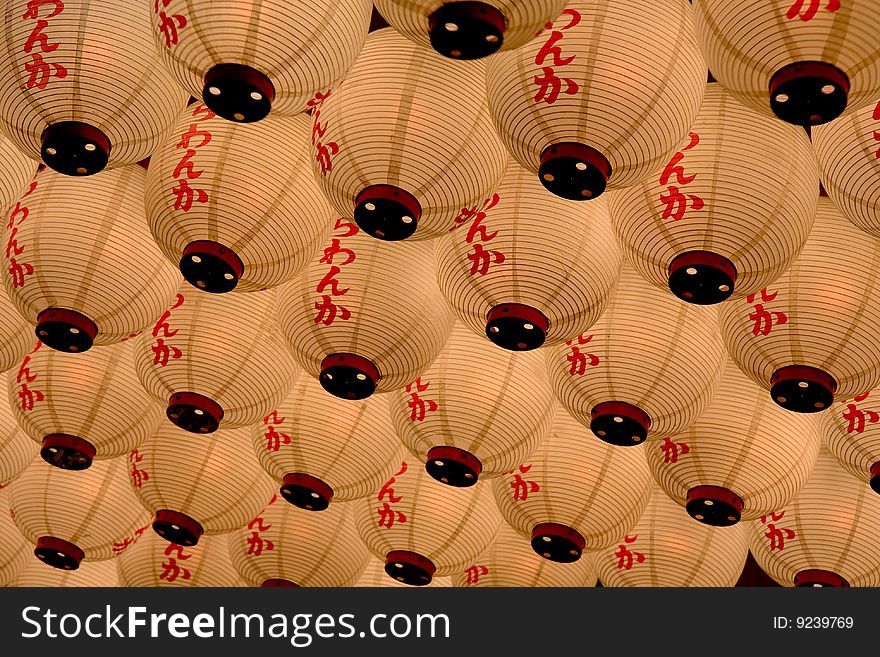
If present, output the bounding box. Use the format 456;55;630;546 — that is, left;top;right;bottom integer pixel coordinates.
786;0;840;21
545;8;581;31
314;139;339;176
450;193;501;233
842;396;880;434
24;52;67;89
6;227;24;258
659;437;689;464
7;258;33;288
405;377;438;422
315;266;349;296
533;67;579;105
464;565;489;585
172;150;204;179
17;383;43;411
658;133;700;186
508;465;540;501
319;239;356;267
160;544;192;583
171;178;208;212
565;334;599;376
151;338;182;366
534;32;575;68
129;449;149;489
659;186;705;222
615;535;646;570
376;502;406;529
156;11;187;49
176;124;211;150
23;1;64;20
24;20;57;53
190;103;215;122
263;425;292;452
7;200;29;230
762;523;795;551
313;295;351;326
246;531;274;556
331;217;359;238
747;289;788;336
467;243;506;276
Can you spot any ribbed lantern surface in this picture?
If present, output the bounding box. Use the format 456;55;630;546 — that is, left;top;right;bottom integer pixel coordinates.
0;488;30;585
230;494;370;587
134;286;298;434
596;488;749;587
252;378;405;511
390;321;555;486
812;98;880;237
310;28;507;241
434;162;622;351
8;457;151;569
452;522;598;587
821;387;880;494
493;408;653;563
649;361;821;527
0;0;188;174
117;531;244;587
0;132;37;207
355;458;501;585
354;558;453;587
146;103;333;294
151;0;373;121
546;265;726;447
718;197;880;414
8;341;163;470
748;449;880;587
375;1;567;60
0;376;36;486
0;285;35;375
693;0;880;126
485;0;707;200
13;554;119;587
1;166;181;353
132;423;276;548
278;219;454;400
609;83;819;305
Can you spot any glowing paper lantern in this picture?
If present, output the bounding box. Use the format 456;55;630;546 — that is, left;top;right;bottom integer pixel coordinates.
253;378;404;510
13;555;119;587
230;495;369;587
595;488;749;587
693;0;880;126
451;523;598;587
8;458;151;570
355;458;501;585
389;321;555;486
821;387;880;493
0;0;188;174
375;1;567;59
146;103;333;294
117;531;244;587
355;558;453;587
546;265;726;446
150;0;373;122
310;29;507;241
493;408;653;562
1;166;180;353
609;83;819;305
8;341;163;470
0;377;37;486
278;219;454;400
135;287;298;434
718;197;880;414
748;449;880;587
812;98;880;237
132;423;276;548
0;489;30;586
485;0;707;200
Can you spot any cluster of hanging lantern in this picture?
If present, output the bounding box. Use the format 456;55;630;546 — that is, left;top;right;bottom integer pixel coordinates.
0;0;878;590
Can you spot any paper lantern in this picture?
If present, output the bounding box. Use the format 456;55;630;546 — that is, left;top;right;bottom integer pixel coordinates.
0;0;188;175
0;285;35;375
0;376;36;486
1;166;181;353
132;423;276;548
230;494;370;587
253;379;404;511
596;488;749;587
0;489;30;586
609;83;819;305
812;98;880;237
648;361;821;526
150;0;373;122
355;458;501;585
821;387;880;493
485;0;707;200
748;449;880;587
718;197;880;414
310;29;507;241
374;1;567;59
547;265;726;447
389;321;555;486
451;523;598;587
134;287;298;434
278;219;454;400
117;531;244;587
493;408;653;562
0;133;38;209
13;554;119;587
8;457;151;570
8;341;163;470
693;0;880;126
145;103;333;294
434;163;622;351
354;558;453;587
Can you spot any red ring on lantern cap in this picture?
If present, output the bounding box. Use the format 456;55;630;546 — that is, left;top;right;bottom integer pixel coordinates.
355;185;421;223
203;63;276;123
794;569;850;588
869;462;880;495
531;523;586;563
354;184;422;241
40;121;112;176
425;446;482;487
181;240;245;294
538;142;612;201
668;250;738;305
36;308;99;353
166;392;224;434
153;510;204;547
262;579;300;588
485;303;549;351
686;485;744;526
770;62;850;95
35;536;85;570
281;472;334;511
41;433;97;471
769;61;850;125
770;365;837;413
319;353;381;400
385;550;436;586
589;401;651;446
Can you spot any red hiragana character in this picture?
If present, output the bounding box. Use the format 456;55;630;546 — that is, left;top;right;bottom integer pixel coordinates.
156;10;187;49
17;382;42;411
7;258;33;288
319;239;356;267
160;544;192;583
172;149;204;179
7;200;29;230
176;124;211;150
314;139;339;176
842;396;880;434
533;67;579;105
534;32;575;68
467;243;506;276
316;266;349;296
171;178;208;212
190;103;215;122
464;565;489;585
614;535;646;570
659;437;689;464
450;193;501;233
6;227;24;259
23;1;64;20
313;295;351;326
762;523;795;551
23;52;67;90
151;338;182;367
565;334;599;376
331;217;359;238
246;531;274;556
786;0;840;21
747;289;788;336
659;133;700;186
659;186;705;222
263;425;291;452
376;502;406;529
129;449;149;489
24;20;57;53
405;377;438;422
508;465;540;501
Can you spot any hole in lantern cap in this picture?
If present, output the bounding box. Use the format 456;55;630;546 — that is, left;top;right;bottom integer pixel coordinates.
35;536;84;571
35;308;98;353
428;2;506;59
203;63;275;123
530;523;585;563
425;446;482;487
590;401;650;446
166;392;224;434
384;550;436;586
319;353;380;400
280;473;334;511
668;251;737;305
40;121;111;176
769;365;837;413
686;486;743;527
180;240;244;293
40;434;96;471
538;143;611;201
152;510;204;547
768;61;850;126
794;569;850;588
354;185;421;241
485;303;549;351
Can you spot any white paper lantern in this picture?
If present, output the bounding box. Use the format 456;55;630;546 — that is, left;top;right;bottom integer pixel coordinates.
278;220;454;400
390;321;555;486
146;103;333;294
0;0;188;174
1;166;181;353
135;286;298;434
434;162;622;351
0;488;30;586
230;494;370;587
821;387;880;493
718;196;880;414
310;29;507;241
609;83;819;305
0;375;36;486
693;0;880;126
485;0;707;200
117;531;244;587
354;558;453;587
12;554;119;587
151;0;373;121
